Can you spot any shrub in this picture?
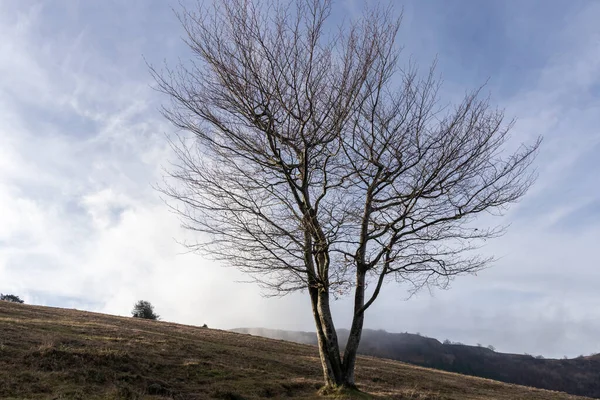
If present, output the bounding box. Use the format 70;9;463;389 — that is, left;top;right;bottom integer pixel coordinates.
0;294;24;303
131;300;159;320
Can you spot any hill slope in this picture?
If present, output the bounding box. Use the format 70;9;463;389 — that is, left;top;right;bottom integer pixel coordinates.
0;302;591;400
232;328;600;399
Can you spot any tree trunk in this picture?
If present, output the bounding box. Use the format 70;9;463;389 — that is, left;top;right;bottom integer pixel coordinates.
342;270;366;387
309;285;344;388
308;270;367;389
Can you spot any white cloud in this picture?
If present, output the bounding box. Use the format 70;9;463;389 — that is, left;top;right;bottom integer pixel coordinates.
0;0;599;360
0;0;312;333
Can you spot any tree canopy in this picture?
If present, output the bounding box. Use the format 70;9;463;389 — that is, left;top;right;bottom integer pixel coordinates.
153;0;540;389
131;300;160;320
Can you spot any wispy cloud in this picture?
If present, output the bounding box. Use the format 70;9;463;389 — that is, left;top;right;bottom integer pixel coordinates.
0;0;599;359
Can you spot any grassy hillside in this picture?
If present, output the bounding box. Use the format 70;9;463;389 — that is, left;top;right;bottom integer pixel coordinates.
0;302;591;400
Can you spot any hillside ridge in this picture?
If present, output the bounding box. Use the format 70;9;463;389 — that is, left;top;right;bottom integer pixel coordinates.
0;301;592;399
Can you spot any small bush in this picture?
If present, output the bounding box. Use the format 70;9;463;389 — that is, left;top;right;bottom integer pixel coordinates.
131;300;159;320
0;294;24;303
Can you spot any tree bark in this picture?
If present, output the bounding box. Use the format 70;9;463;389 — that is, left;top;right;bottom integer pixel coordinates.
309;285;344;387
342;270;366;387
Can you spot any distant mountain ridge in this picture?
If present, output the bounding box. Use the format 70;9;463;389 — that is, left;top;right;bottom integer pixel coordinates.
231;327;600;398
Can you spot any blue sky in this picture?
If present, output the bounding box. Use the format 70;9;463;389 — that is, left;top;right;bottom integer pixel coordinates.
1;0;599;359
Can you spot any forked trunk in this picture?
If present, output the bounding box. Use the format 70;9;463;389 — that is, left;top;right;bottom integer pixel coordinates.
309;271;367;389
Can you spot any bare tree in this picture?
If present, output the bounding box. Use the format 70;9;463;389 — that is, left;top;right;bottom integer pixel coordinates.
151;0;540;390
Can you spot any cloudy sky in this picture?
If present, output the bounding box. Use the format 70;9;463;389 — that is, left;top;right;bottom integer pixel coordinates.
1;0;599;359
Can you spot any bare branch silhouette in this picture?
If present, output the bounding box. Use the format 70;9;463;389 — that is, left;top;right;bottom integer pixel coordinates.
151;0;540;389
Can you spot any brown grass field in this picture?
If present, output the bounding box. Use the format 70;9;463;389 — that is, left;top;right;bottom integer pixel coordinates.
0;301;591;400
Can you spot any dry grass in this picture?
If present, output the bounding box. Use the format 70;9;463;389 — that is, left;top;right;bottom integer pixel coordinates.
0;301;591;400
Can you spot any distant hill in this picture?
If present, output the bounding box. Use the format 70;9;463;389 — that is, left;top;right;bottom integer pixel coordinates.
232;327;600;399
0;301;591;400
